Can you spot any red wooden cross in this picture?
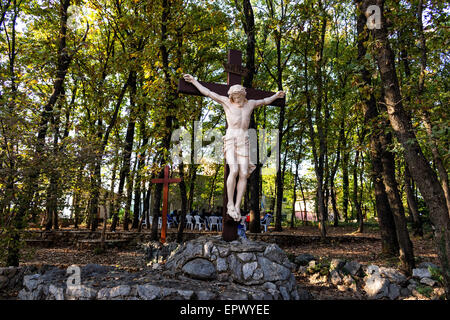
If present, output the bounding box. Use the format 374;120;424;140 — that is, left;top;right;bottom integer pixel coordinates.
151;165;181;244
178;49;285;241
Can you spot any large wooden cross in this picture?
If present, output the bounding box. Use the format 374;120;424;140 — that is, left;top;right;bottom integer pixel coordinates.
151;165;181;244
178;49;284;241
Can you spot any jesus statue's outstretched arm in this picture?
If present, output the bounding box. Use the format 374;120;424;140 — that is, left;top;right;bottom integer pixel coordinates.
183;74;228;106
251;91;285;109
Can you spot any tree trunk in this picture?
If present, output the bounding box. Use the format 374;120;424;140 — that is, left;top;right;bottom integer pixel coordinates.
150;167;164;241
298;177;308;226
353;148;364;233
415;0;450;215
187;119;199;213
72;165;84;229
356;3;399;255
305;16;327;238
274;40;285;232
405;164;423;237
235;0;260;233
118;70;137;231
151;0;176;241
207;164;219;211
371;137;400;256
123;154;137;231
132;125;149;229
290;160;299;228
342;147;350;222
15;0;72;232
364;0;449;291
379;129;415;274
106;73;133;231
331;119;344;227
176;162;188;243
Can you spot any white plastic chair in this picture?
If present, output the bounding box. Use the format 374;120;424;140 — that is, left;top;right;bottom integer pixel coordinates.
194;215;205;230
185;215;194;230
261;214;272;233
208;216;222;231
158;216;174;229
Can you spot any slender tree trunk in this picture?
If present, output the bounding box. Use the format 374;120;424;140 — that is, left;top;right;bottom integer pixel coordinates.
291;160;299;228
356;4;399;255
150;166;164;241
364;0;449;289
151;0;176;240
132;124;149;229
123;154;137;231
100;193;108;251
405;164;423;237
273;25;286;232
422;114;450;215
379;128;415;274
342;148;350;222
120;71;137;231
298;177;308;226
331;119;344;227
176;161;188;243
371;137;400;256
305;16;327;238
353;148;364;233
143;185;151;230
415;0;450;215
106;73;133;231
72;165;84;229
89;154;102;231
207;164;219;211
187;119;198;213
16;0;72;231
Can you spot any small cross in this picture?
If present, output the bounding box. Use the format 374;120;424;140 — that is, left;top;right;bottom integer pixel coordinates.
151;165;182;244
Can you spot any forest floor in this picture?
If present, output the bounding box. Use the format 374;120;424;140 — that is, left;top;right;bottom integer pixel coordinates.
16;223;439;300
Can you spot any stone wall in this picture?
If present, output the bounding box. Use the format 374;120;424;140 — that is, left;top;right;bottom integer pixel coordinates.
295;253;446;300
21;229;380;248
16;236;312;300
0;266;40;297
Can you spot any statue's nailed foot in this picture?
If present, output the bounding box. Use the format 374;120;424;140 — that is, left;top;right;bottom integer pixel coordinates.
227;204;241;222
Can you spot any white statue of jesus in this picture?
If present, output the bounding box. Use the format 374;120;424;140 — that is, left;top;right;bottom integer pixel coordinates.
183;74;285;222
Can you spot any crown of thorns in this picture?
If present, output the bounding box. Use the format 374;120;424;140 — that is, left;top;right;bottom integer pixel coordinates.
227;84;246;96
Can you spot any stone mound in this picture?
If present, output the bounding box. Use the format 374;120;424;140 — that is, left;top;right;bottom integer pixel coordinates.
16;236;310;300
163;235;301;299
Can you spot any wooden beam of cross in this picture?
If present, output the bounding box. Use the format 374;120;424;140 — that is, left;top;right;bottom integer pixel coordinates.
178;49;285;241
151;165;181;244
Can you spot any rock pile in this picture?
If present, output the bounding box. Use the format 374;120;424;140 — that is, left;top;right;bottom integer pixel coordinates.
0;265;40;296
295;253;445;300
16;236;311;300
162;235;307;300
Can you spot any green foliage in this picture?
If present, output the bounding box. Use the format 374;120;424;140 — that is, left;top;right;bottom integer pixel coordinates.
429;266;444;285
416;285;433;298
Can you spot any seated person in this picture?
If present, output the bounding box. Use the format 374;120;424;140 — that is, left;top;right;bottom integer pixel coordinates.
213;207;222;217
261;212;272;222
237;213;247;239
170;210;178;226
200;209;209;229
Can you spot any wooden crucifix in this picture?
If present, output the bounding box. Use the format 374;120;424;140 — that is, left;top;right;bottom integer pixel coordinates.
178;49;285;241
151;165;181;244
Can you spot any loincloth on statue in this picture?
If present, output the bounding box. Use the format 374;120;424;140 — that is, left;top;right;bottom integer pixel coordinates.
222;133;256;178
